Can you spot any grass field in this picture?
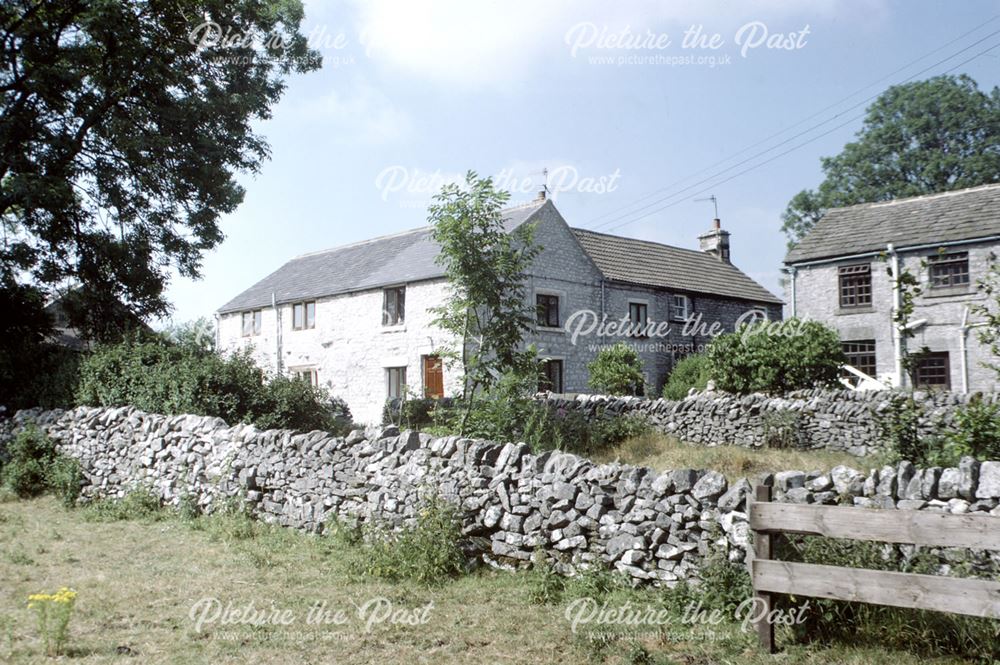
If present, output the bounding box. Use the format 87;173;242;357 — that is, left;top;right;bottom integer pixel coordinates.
593;433;871;480
0;496;979;664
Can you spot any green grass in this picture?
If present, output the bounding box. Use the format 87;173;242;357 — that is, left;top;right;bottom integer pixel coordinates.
0;496;983;663
593;433;875;480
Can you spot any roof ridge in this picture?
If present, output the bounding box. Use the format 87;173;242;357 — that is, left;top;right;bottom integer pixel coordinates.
292;226;431;260
826;182;1000;214
572;227;727;262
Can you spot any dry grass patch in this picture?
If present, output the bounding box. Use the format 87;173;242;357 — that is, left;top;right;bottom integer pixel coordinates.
593;433;875;480
0;497;975;664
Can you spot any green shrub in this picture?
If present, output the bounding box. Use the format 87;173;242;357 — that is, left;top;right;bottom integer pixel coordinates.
706;318;845;394
76;335;351;434
662;353;711;400
587;343;645;396
354;494;466;585
0;426;81;504
943;395;1000;462
83;488;165;522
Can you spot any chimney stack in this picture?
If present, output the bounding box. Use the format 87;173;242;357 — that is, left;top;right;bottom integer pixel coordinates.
698;218;731;263
535;189;547;202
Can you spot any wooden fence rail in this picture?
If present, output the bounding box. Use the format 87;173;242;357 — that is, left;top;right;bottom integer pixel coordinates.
748;484;1000;653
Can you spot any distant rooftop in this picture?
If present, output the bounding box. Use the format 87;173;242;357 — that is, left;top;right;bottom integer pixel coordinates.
219;199;781;313
785;183;1000;264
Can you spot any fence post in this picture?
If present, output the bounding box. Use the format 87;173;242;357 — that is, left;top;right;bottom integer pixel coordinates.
752;484;775;653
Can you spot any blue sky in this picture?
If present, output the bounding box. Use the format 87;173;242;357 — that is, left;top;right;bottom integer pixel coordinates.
164;0;1000;326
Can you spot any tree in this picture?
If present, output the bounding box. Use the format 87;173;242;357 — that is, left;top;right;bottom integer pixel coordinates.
429;171;541;432
0;1;319;341
706;319;845;394
782;75;1000;247
588;342;645;396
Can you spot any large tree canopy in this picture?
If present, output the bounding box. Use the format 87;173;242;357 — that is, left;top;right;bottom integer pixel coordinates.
782;75;1000;247
0;0;319;340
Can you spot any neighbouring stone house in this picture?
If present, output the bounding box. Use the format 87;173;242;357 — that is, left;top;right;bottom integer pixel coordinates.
784;183;1000;393
218;196;781;423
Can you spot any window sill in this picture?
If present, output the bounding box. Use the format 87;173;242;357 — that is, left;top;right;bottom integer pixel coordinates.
291;327;316;332
381;324;406;333
924;287;974;299
536;326;565;334
836;307;875;316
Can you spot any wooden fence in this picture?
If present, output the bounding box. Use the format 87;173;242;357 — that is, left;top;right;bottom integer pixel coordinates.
748;484;1000;653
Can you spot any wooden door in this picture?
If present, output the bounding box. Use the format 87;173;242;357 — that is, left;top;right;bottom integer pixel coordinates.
423;355;444;398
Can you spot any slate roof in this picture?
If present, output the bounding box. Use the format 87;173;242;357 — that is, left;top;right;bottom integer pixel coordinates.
571;229;782;305
785;183;1000;264
218;201;546;313
219;199;782;313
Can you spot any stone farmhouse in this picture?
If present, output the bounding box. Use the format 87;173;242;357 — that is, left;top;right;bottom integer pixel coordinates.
784;183;1000;393
218;196;782;423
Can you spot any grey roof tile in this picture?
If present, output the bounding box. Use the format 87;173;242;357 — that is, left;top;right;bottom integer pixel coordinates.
785;183;1000;264
572;229;782;305
218;200;782;313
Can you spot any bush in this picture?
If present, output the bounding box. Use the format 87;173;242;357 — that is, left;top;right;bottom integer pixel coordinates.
83;488;165;522
587;343;645;396
943;395;1000;462
0;426;81;504
354;494;466;585
707;318;845;394
662;353;711;400
76;335;352;434
382;397;454;428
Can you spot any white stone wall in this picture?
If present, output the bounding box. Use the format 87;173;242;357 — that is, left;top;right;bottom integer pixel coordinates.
789;241;999;392
220;279;462;424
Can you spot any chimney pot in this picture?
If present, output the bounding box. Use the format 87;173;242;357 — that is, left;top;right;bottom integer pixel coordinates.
713;218;721;230
536;189;547;202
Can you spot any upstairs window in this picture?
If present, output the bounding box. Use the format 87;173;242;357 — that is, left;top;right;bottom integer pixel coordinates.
842;340;876;378
292;301;316;330
536;294;560;328
671;295;690;322
928;251;969;289
241;309;262;337
539;359;563;393
383;286;406;326
838;264;871;309
628;302;648;337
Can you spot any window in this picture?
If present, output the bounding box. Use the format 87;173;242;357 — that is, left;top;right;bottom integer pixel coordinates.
671;295;690;322
536;294;560;328
912;352;950;390
928;252;969;289
842;340;876;378
628;302;648;337
383;286;406;326
291;367;318;387
539;359;563;393
838;264;871;309
241;309;262;337
386;366;407;399
292;301;316;330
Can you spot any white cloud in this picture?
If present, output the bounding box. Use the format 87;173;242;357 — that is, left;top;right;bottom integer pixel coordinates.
350;0;888;88
293;80;411;143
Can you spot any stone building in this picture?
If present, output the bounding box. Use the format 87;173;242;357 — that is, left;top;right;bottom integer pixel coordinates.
784;183;1000;393
218;196;781;423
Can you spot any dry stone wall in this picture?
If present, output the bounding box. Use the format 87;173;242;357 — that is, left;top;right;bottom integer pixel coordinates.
5;406;1000;584
537;389;1000;457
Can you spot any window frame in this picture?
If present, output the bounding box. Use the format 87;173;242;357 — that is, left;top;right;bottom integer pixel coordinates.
838;263;872;309
928;251;970;290
386;366;408;399
671;294;690;322
290;367;319;388
382;286;406;327
292;301;316;330
536;293;561;329
241;309;262;337
628;301;649;337
842;340;876;378
912;352;951;390
538;358;564;393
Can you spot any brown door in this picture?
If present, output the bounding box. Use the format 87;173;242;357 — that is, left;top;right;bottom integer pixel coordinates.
423;355;444;398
